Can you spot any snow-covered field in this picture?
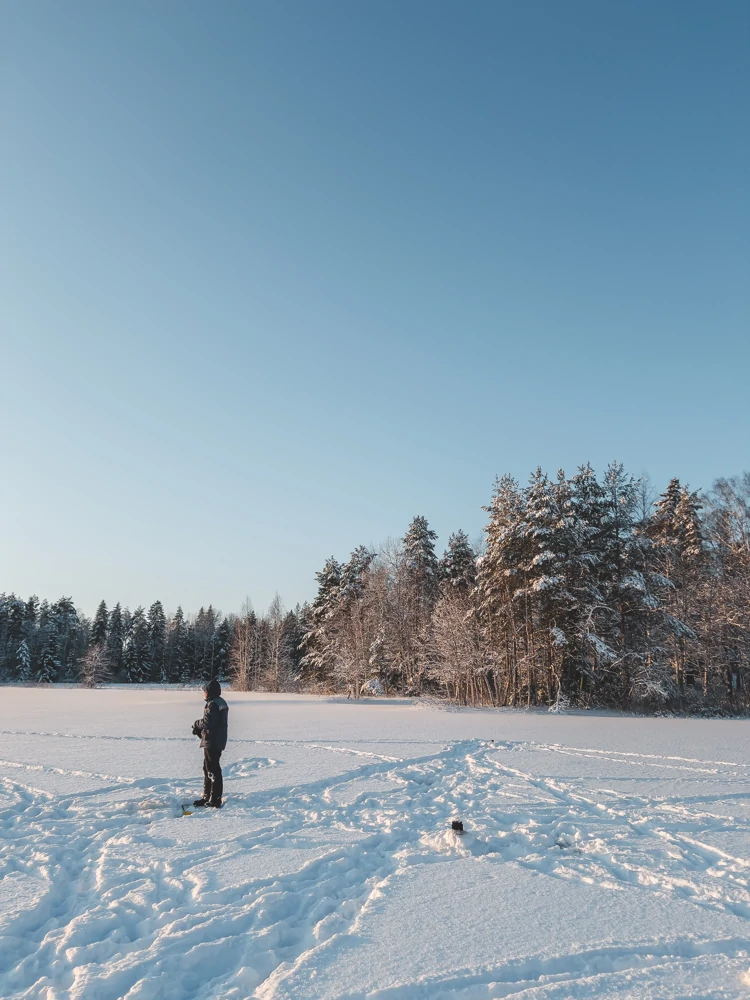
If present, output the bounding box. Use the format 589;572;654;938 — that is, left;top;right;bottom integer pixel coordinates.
2;691;750;999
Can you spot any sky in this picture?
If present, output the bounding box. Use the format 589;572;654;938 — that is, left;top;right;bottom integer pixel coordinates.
1;1;748;618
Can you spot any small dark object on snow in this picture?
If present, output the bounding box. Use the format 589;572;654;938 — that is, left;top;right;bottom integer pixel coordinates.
451;820;464;833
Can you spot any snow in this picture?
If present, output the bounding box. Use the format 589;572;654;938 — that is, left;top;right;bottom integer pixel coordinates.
2;691;750;999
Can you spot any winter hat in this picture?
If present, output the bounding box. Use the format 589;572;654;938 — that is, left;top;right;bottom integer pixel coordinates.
203;678;221;699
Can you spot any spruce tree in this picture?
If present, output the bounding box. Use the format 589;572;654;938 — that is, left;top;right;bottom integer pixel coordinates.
283;606;306;679
403;516;440;610
8;598;24;646
36;642;59;683
125;607;151;683
148;600;167;682
16;639;31;682
91;601;108;647
167;607;189;682
300;557;343;685
107;603;124;675
439;530;477;595
215;617;233;680
402;516;440;691
24;595;39;628
49;597;81;679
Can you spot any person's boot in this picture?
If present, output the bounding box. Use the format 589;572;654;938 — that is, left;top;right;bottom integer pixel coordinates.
193;798;208;807
207;799;223;808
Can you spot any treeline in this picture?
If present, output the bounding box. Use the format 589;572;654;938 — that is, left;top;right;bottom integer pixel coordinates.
0;595;306;689
294;464;750;710
2;464;749;711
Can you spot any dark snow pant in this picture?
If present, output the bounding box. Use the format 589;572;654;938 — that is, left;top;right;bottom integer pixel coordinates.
203;747;223;804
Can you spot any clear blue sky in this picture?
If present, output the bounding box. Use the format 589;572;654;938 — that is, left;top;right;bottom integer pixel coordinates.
1;1;748;617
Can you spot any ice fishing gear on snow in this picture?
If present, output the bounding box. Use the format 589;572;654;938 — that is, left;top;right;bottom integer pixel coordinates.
451;820;464;833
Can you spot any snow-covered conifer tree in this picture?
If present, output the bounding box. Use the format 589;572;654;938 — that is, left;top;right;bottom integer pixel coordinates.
599;463;677;704
401;517;440;691
148;600;167;682
91;600;108;647
439;530;477;595
329;547;376;696
35;642;59;684
166;606;190;682
49;597;83;680
125;607;151;683
475;474;527;705
300;557;343;686
106;603;124;676
16;639;31;682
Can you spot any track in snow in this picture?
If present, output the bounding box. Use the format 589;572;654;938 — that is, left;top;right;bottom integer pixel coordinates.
2;717;750;998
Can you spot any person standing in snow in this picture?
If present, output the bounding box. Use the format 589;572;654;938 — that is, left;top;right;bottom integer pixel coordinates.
192;678;228;808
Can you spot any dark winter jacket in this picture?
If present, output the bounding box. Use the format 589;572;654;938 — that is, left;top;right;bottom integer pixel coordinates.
196;696;229;752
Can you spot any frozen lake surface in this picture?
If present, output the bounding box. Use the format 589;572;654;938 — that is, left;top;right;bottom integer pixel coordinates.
2;689;750;999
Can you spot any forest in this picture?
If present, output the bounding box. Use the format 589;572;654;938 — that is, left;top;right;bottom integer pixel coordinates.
2;463;749;713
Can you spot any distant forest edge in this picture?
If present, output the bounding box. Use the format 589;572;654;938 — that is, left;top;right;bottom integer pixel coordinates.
2;464;749;714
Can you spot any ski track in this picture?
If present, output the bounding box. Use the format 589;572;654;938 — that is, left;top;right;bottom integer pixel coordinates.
2;731;750;999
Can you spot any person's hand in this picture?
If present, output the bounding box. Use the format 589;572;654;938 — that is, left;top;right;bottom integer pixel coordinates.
191;720;202;737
